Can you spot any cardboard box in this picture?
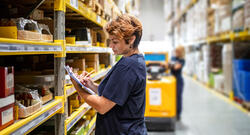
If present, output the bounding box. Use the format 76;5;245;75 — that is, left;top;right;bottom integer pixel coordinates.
0;103;14;130
0;67;14;98
245;1;250;18
82;54;99;72
233;8;244;30
0;95;15;130
15;75;54;86
30;9;44;20
66;36;76;44
86;61;99;72
90;29;97;46
72;59;86;71
0;26;17;39
82;54;99;62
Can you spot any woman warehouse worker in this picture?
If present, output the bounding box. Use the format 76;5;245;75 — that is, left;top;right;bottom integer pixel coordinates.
70;14;147;135
168;46;185;121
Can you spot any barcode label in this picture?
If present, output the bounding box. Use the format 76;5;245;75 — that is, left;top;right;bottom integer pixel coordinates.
70;0;78;9
1;107;13;125
6;73;14;89
27;47;35;50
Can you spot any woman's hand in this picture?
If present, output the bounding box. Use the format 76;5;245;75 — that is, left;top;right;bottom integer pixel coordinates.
77;71;98;93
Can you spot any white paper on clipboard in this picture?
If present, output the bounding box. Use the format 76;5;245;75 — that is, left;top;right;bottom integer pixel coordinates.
64;65;96;95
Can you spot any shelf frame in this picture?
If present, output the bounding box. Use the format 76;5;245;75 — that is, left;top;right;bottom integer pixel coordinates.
65;103;91;133
0;38;62;55
0;97;63;135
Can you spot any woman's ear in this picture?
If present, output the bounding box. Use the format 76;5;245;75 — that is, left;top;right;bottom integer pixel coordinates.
129;35;136;46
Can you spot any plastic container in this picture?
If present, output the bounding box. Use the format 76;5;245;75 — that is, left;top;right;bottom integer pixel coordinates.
241;71;250;101
234;59;250;71
233;59;250;100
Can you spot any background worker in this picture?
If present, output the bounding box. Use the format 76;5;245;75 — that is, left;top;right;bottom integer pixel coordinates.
70;14;147;135
168;45;185;121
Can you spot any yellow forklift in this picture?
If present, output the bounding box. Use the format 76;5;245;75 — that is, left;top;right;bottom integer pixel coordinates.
144;52;176;131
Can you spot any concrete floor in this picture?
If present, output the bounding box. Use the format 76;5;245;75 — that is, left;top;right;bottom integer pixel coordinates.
148;76;250;135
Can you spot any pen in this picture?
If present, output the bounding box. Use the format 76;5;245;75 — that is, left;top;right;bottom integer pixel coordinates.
84;70;95;78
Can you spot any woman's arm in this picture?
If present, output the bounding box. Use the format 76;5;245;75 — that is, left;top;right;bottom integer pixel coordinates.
173;62;182;70
77;72;99;93
71;78;116;115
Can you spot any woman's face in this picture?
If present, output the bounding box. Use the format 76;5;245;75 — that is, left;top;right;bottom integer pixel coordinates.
108;35;130;55
175;49;181;58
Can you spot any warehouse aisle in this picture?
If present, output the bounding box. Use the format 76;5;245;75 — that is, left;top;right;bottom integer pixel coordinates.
149;75;250;135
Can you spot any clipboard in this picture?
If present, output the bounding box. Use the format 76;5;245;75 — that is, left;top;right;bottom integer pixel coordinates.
64;65;96;95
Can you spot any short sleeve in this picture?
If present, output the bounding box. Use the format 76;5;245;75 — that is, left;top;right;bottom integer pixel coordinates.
101;64;135;106
179;59;185;67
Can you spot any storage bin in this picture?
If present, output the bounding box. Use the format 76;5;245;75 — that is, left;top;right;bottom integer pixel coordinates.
234;59;250;71
241;71;250;101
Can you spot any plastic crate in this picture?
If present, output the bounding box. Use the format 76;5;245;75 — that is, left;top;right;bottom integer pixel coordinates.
241;71;250;101
234;59;250;71
233;59;250;100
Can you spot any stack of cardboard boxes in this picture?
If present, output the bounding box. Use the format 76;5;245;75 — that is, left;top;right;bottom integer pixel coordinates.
0;67;15;130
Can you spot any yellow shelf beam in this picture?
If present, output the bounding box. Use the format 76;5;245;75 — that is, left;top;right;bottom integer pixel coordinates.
65;103;91;132
85;115;96;135
65;0;107;27
185;30;250;45
0;38;62;55
0;98;63;135
0;38;60;46
66;45;112;53
207;30;250;43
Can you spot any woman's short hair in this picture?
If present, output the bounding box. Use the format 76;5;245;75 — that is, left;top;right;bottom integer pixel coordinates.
104;14;143;48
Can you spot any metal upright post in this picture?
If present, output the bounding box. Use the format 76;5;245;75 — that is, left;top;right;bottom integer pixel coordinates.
54;0;66;135
171;0;175;48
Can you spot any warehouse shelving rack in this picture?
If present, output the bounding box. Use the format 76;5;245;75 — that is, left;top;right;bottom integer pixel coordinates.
174;0;198;25
0;0;120;134
169;0;250;112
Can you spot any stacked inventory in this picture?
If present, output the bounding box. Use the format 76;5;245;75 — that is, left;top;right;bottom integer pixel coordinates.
165;0;250;109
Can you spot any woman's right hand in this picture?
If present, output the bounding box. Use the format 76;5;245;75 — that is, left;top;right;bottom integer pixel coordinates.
78;71;97;90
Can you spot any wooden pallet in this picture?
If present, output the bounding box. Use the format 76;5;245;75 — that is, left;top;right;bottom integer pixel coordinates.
216;30;231;36
242;101;250;111
93;2;103;16
104;14;111;21
84;0;94;7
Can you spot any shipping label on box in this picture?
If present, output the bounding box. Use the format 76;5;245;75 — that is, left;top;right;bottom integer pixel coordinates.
1;107;13;125
0;67;14;98
6;73;14;89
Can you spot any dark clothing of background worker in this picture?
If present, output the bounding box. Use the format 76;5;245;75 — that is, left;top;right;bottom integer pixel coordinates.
169;46;185;121
70;14;147;135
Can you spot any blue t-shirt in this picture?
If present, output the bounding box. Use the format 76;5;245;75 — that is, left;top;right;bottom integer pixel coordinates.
170;56;185;79
95;54;147;135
